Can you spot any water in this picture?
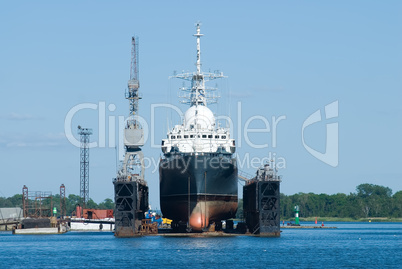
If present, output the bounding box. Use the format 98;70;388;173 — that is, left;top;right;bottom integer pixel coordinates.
1;222;401;268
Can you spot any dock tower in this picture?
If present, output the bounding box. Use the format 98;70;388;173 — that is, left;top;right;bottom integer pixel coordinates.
242;163;281;237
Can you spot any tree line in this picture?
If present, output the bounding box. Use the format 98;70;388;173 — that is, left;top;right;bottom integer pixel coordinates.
1;183;401;219
235;183;401;219
280;183;401;219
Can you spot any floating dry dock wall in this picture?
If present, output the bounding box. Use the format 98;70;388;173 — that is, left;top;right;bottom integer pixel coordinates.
243;179;280;236
113;180;148;237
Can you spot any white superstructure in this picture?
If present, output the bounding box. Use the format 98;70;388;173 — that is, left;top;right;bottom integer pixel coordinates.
161;23;235;155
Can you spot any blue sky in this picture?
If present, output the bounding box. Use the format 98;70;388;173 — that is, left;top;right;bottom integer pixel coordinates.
1;1;401;208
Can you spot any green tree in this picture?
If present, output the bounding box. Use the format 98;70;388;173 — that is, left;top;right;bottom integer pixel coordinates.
66;194;81;215
7;194;23;208
98;198;114;210
0;197;13;207
391;191;402;218
357;184;392;197
86;198;98;209
356;184;392;217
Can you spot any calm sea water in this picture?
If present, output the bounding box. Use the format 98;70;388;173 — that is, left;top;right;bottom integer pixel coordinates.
0;222;401;268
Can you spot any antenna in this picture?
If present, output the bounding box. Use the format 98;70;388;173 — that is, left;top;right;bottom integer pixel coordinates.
193;22;203;75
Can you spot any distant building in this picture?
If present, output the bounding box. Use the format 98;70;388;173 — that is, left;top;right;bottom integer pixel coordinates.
0;208;23;220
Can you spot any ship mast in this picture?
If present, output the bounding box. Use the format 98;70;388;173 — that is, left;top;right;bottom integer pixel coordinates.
194;23;203;76
171;22;225;107
192;22;206;106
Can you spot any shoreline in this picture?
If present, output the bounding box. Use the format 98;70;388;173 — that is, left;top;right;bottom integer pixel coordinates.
282;217;402;223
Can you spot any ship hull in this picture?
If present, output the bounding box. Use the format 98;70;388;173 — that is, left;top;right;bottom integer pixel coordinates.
159;153;238;230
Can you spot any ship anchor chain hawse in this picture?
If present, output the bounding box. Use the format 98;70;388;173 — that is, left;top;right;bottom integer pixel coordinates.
159;23;238;232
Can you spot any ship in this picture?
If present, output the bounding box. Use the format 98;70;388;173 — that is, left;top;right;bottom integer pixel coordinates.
159;23;238;231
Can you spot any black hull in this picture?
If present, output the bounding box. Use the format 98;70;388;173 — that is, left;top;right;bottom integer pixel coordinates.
159;153;238;229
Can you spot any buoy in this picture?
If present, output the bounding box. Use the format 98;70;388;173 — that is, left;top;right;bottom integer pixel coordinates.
315;217;317;224
294;205;300;225
321;222;324;227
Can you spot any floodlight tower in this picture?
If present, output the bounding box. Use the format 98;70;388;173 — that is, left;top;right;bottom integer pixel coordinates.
78;126;92;209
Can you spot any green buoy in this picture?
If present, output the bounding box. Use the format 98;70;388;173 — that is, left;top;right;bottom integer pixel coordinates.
294;205;300;225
